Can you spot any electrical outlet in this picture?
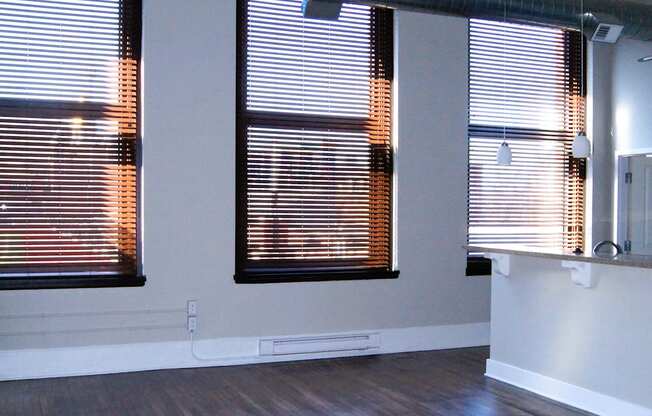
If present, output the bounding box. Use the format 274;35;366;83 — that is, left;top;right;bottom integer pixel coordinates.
187;316;198;333
187;300;198;317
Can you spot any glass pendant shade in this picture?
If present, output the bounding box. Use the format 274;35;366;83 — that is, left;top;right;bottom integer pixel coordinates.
497;142;512;166
572;131;591;158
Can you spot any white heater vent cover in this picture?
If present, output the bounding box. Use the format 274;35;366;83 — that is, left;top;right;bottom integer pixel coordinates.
591;23;624;43
260;333;380;356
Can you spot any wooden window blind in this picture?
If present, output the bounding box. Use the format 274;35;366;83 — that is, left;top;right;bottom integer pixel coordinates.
236;0;395;283
0;0;142;289
467;19;585;262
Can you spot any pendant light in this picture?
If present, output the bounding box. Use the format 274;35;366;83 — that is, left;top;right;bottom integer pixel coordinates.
572;0;591;159
572;130;591;158
496;0;512;166
497;142;512;165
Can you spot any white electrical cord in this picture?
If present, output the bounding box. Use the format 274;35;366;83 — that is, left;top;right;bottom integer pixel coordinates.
189;330;261;364
189;330;222;362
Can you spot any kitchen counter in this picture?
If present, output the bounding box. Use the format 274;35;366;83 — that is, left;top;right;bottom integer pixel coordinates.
464;244;652;270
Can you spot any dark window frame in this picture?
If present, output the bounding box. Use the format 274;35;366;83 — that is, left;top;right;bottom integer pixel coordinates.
235;0;397;283
0;0;144;290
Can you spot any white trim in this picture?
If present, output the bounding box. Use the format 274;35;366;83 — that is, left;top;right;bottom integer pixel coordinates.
615;154;630;245
0;322;489;381
615;148;652;158
391;10;400;272
486;359;652;416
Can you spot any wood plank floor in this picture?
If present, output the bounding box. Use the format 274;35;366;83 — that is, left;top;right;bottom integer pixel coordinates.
0;347;592;416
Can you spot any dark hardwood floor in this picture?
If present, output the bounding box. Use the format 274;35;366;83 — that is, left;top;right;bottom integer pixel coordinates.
0;347;592;416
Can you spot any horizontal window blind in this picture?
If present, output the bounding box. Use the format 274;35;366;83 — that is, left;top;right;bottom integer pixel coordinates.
0;0;141;277
468;19;584;251
237;0;394;279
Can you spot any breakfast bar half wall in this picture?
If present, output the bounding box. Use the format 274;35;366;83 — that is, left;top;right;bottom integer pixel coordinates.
466;245;652;416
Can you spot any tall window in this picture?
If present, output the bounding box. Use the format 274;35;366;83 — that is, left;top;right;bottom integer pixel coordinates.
467;19;585;275
0;0;142;289
236;0;395;283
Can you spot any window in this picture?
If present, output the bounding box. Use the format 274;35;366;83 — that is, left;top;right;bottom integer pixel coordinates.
0;0;142;289
236;0;395;283
467;19;585;275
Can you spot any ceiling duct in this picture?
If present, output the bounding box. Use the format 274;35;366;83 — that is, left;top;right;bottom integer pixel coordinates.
305;0;652;41
590;21;624;43
585;12;624;43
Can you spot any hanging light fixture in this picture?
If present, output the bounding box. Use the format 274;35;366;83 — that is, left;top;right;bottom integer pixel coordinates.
497;142;512;165
572;0;591;159
496;0;512;166
572;130;591;158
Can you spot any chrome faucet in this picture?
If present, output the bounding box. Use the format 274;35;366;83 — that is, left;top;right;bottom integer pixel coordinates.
593;240;623;257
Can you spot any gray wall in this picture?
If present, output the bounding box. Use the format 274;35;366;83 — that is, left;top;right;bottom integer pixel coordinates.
0;2;490;351
587;43;615;246
490;256;652;408
612;39;652;153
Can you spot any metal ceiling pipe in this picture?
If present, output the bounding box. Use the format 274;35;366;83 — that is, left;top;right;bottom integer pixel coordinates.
317;0;652;41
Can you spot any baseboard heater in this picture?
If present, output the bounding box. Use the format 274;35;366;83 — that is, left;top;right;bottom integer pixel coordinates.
259;333;381;356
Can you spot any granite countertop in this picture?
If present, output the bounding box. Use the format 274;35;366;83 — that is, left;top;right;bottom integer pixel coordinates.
464;244;652;270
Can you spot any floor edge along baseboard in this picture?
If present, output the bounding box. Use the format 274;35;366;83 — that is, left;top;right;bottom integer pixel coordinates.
485;359;652;416
0;322;489;381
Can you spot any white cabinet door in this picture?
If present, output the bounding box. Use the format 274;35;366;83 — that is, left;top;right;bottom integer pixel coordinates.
627;155;652;255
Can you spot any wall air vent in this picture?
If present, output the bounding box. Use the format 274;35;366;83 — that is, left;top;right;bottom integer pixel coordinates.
591;23;624;43
259;333;381;356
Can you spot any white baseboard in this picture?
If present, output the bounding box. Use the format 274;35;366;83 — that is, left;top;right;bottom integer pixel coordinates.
486;359;652;416
0;322;489;381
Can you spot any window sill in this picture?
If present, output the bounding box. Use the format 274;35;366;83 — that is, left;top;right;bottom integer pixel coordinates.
234;269;399;284
0;274;146;290
466;257;492;277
